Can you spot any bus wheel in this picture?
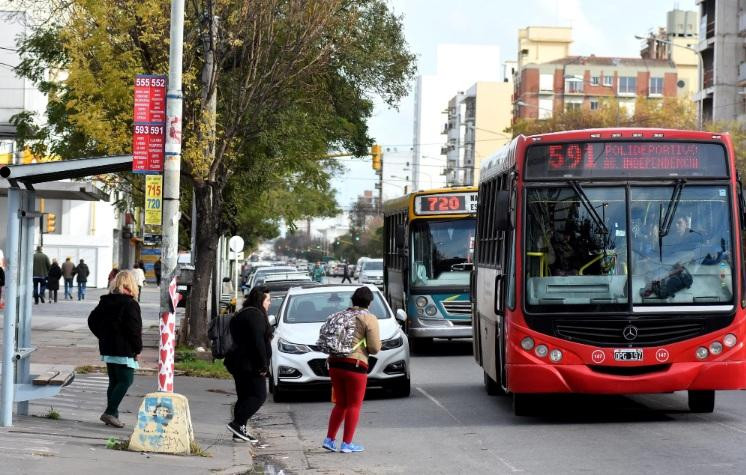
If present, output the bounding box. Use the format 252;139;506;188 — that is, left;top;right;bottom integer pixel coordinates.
484;371;504;396
688;390;715;413
512;393;536;416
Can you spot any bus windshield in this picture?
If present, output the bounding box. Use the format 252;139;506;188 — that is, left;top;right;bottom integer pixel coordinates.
524;185;734;312
410;219;476;288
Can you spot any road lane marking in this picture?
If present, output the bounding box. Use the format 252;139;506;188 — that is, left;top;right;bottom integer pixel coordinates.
416;386;524;472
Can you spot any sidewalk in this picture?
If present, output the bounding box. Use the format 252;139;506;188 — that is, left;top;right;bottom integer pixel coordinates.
0;374;255;474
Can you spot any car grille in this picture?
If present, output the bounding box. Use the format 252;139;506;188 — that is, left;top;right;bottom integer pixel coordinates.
308;357;378;377
442;301;472;316
554;319;706;347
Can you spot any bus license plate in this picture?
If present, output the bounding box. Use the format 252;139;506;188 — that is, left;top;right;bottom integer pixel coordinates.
613;349;643;362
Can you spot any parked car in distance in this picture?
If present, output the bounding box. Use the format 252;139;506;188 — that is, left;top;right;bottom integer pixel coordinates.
261;272;312;285
269;284;410;401
246;265;297;292
354;257;369;279
359;258;384;288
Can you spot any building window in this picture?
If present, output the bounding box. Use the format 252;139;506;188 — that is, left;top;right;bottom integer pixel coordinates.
590;75;600;85
565;102;581;112
539;73;553;92
538;98;553;119
650;77;664;95
618;76;637;95
590;98;599;111
566;78;583;94
603;74;613;86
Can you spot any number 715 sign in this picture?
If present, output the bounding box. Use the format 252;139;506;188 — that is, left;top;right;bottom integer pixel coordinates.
145;175;163;225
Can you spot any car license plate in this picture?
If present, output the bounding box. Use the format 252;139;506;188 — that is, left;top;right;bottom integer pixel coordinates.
614;349;643;362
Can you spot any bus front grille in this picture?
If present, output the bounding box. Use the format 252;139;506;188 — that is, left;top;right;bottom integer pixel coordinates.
442;301;472;315
554;319;705;347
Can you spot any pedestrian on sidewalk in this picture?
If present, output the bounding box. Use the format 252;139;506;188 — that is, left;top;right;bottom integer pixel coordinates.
75;259;90;300
133;262;146;302
47;258;62;303
154;258;162;286
87;270;142;429
61;257;75;300
322;286;381;454
224;285;272;443
32;246;50;304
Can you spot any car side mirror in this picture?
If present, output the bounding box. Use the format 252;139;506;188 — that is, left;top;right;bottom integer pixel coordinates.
395;309;407;322
268;314;277;326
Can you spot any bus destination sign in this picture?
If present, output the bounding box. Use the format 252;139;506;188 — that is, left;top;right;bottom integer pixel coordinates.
414;192;478;216
525;141;728;179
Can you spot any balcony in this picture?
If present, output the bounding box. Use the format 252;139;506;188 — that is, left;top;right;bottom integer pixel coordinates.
703;68;714;90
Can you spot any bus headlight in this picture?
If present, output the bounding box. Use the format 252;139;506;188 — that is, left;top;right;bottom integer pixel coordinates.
520;337;535;351
549;349;563;362
709;341;723;355
695;347;709;360
425;305;438;316
535;345;548;358
724;333;737;348
415;296;428;308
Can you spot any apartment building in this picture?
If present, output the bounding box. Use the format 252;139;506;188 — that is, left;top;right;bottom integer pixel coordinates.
514;56;679;121
696;0;746;122
443;81;512;186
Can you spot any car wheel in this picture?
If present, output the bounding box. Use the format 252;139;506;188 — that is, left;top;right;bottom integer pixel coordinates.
389;377;411;398
688;390;715;413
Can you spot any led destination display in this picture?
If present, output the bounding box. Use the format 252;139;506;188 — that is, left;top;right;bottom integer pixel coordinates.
525;141;728;179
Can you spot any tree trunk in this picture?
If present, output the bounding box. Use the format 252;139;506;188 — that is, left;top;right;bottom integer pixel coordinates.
187;181;222;347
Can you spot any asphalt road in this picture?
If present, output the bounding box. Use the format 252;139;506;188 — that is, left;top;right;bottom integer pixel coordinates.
260;337;746;474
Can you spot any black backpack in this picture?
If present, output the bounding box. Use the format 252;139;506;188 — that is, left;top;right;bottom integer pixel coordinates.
208;314;233;359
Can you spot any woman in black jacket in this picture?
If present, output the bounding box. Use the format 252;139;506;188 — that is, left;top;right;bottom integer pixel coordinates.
87;270;142;428
224;285;272;443
46;258;62;303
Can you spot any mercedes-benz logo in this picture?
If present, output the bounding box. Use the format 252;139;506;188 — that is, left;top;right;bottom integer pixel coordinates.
622;325;639;341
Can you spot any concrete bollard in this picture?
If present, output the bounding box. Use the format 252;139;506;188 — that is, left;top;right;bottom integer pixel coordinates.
128;392;194;454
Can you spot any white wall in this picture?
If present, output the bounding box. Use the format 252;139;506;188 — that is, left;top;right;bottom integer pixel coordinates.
412;44;501;191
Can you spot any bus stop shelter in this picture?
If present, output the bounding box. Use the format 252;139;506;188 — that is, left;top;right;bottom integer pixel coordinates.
0;155;132;427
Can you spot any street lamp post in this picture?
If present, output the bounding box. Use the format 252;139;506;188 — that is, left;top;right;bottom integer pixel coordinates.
634;34;703;129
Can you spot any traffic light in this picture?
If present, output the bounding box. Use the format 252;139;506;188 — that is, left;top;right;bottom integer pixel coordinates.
371;144;382;171
46;213;56;233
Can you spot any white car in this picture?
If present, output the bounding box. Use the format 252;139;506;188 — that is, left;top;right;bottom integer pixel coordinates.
269;284;410;401
358;258;384;288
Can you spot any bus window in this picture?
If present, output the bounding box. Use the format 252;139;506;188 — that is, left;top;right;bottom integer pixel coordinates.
410;219;476;288
525;186;627;310
630;186;733;305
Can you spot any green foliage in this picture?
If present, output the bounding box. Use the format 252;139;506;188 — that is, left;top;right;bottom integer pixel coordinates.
44;407;60;420
704;120;746;177
508;97;696;137
175;348;231;379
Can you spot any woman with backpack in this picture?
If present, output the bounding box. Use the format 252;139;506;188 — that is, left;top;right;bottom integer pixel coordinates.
322;286;381;454
223;285;272;443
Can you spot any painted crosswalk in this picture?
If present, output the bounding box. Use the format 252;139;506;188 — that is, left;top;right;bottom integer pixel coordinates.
29;375;110;417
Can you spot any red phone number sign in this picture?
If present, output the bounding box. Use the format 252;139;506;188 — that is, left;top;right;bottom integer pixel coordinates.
132;74;166;173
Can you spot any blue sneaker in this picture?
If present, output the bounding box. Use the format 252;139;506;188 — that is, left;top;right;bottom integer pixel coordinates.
340;442;364;453
322;437;337;452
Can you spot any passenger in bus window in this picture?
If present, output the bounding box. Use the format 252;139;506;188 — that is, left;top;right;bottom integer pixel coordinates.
549;228;579;276
666;216;701;264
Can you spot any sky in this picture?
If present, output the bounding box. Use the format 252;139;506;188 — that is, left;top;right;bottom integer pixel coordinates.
330;0;699;211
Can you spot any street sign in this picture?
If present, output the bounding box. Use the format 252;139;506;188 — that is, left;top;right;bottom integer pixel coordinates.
132;74;167;173
229;235;244;252
145;174;163;225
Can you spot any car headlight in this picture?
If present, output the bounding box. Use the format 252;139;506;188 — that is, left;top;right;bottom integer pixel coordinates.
381;335;404;350
277;338;311;354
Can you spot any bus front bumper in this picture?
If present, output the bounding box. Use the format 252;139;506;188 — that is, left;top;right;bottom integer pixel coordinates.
408;319;472;339
507;360;746;394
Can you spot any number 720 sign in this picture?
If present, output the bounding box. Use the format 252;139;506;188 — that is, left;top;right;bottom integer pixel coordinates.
145;175;163;226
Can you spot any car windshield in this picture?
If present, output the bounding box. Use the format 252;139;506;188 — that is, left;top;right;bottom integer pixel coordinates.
363;261;383;271
524;185;734;312
283;291;390;323
410;219;476;288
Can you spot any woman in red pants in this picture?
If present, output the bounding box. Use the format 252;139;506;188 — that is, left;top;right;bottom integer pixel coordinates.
323;287;381;453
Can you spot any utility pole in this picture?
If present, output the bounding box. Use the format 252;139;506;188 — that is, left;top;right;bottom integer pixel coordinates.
161;0;184;334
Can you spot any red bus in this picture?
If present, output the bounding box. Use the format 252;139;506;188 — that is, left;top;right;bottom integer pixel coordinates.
473;128;746;415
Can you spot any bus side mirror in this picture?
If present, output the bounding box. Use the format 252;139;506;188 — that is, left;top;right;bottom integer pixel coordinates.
396;224;406;250
494;191;514;231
